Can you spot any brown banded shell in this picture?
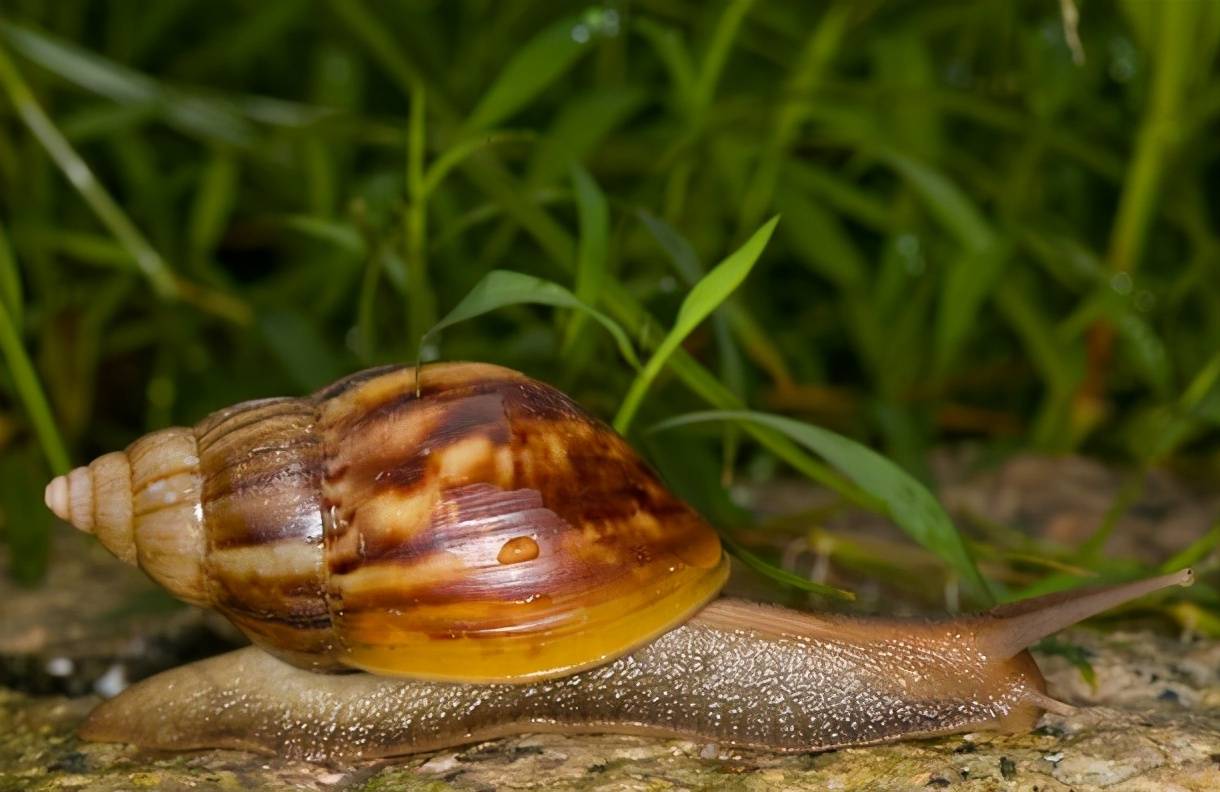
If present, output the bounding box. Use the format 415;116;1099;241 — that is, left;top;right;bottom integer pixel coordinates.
46;363;728;682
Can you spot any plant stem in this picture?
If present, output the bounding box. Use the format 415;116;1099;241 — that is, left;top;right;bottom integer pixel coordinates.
406;78;435;348
1078;2;1195;417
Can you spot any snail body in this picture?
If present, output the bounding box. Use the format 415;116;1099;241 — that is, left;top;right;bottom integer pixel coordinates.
46;363;1191;760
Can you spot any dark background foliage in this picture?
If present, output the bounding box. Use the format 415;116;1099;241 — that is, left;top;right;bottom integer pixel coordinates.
1;1;1218;617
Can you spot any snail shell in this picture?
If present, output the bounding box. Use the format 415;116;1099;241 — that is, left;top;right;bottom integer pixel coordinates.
46;362;727;681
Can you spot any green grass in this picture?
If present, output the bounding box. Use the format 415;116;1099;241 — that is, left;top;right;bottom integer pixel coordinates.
0;1;1217;624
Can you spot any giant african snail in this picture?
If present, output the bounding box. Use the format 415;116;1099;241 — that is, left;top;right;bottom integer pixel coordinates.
45;362;1192;761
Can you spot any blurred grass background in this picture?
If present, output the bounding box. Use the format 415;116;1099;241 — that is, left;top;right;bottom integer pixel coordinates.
1;1;1218;621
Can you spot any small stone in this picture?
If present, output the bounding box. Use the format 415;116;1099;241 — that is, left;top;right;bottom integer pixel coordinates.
699;743;719;759
419;753;461;775
44;657;73;677
92;663;126;698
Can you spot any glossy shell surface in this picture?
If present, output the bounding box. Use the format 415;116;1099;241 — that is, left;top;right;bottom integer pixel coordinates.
166;363;725;681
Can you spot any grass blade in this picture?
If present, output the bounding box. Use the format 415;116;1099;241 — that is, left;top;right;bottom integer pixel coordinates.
466;12;603;132
405;79;435;350
419;270;639;371
281;216;367;256
0;20;255;146
691;0;758;114
722;531;854;600
881;148;994;252
652;409;992;603
0;218;21;329
878;148;1009;376
421;131;534;199
0;45;176;298
636;209;702;284
0;296;71;476
186;147;238;269
935;241;1011;376
0;44;249;324
613;216;779;434
528;87;644;187
634;19;696;112
562;164;609;354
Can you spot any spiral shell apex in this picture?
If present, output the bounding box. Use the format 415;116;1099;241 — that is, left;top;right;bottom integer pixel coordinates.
47;434;209;607
49;362;728;683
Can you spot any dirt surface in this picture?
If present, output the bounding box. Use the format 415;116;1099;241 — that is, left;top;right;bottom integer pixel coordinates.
2;454;1217;791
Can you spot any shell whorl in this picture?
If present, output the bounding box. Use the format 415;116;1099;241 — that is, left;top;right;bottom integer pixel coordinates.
46;452;134;562
47;429;208;606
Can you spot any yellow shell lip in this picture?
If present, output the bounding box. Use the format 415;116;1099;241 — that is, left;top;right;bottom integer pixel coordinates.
340;554;731;684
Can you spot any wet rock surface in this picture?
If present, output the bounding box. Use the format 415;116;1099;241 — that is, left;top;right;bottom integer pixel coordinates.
2;454;1217;791
0;531;239;700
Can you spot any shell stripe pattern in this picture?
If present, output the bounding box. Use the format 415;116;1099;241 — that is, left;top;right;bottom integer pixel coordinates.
194;363;727;682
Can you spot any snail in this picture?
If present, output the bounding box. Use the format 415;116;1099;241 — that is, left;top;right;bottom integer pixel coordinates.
45;362;1192;762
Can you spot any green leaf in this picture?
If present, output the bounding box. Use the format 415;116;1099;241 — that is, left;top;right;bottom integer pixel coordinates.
882;149;994;252
634;19;696;113
651;410;992;603
784;161;897;232
405;78;435;348
420;270;638;368
466;13;599;132
421;130;534;199
1117;310;1172;399
636;209;702;284
1159;522;1220;574
879;148;1010;376
562;165;609;353
1130;349;1220;463
281;215;366;257
934;240;1011;375
528;87;645;187
187;147;238;265
691;0;758;113
613;217;779;434
636;210;748;471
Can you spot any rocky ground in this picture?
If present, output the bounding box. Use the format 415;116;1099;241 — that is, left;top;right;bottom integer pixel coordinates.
2;454;1218;791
